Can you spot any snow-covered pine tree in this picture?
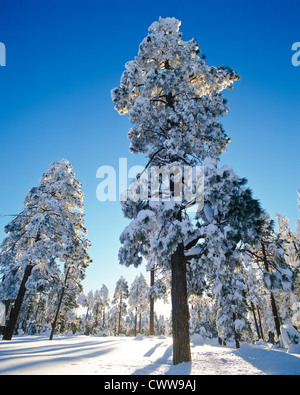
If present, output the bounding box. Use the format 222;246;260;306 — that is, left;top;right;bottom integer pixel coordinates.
189;159;268;346
78;290;95;334
214;260;249;347
148;267;170;335
275;209;300;330
87;285;110;335
245;266;266;341
112;276;129;336
189;293;218;339
128;274;149;336
49;254;91;340
245;214;294;339
90;289;105;334
0;159;91;340
276;213;300;269
106;304;119;336
99;284;110;329
294;190;300;327
112;17;263;363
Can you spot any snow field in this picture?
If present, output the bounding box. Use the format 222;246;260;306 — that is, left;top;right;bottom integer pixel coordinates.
1;335;300;375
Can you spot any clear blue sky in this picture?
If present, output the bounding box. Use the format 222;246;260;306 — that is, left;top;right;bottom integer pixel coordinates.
0;0;299;297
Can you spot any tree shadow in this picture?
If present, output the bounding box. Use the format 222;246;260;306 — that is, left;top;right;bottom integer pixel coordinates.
133;344;192;375
144;342;164;357
132;344;173;375
233;346;300;375
0;337;122;374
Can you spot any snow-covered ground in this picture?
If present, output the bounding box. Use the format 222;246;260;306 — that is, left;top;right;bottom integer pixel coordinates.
0;334;300;375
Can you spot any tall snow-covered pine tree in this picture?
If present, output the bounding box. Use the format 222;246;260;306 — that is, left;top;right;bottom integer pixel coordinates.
0;159;91;340
112;17;263;363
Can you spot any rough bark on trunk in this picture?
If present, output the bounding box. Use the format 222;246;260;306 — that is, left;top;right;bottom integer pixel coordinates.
149;269;155;336
49;266;70;340
257;306;264;341
250;302;261;340
171;242;191;365
261;242;281;338
269;291;281;339
233;313;240;349
3;264;34;341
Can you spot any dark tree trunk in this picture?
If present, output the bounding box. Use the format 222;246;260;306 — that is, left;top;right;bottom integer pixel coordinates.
102;308;106;328
257;306;264;341
49;288;65;340
171;242;191;365
261;242;281;338
139;312;142;334
250;302;261;340
269;291;281;339
49;266;70;340
233;313;240;349
134;307;138;337
118;292;123;336
149;268;155;336
3;264;34;340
